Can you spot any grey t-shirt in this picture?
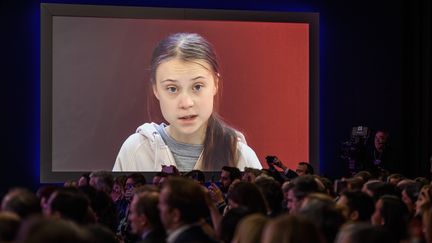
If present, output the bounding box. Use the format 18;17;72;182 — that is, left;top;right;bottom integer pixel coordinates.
155;123;203;171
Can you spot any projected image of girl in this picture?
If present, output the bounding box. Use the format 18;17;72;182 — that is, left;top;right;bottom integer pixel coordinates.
113;33;262;171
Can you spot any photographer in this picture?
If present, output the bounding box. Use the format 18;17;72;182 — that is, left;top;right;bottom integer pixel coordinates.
266;156;314;177
364;130;398;179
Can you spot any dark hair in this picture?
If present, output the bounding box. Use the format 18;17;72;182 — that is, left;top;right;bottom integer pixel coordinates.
185;170;205;185
126;173;147;186
227;182;267;215
341;190;375;222
378;195;409;241
290;175;320;201
219;207;251;243
222;166;242;181
264;215;322;243
150;33;238;170
298;162;314;174
0;212;20;242
15;217;87;243
89;171;114;194
49;188;91;225
163;177;208;224
255;177;283;217
1;188;41;219
299;199;345;243
134;191;163;229
79;186;118;232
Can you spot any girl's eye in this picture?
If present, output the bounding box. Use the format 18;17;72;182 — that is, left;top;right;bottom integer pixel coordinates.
167;86;178;93
193;84;203;91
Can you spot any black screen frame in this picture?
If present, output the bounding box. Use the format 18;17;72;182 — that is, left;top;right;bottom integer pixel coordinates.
41;3;319;182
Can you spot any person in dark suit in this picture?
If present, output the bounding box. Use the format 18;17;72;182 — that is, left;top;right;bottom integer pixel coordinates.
159;177;218;243
129;189;166;243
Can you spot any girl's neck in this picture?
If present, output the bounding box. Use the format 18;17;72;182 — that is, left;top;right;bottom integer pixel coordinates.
165;125;206;145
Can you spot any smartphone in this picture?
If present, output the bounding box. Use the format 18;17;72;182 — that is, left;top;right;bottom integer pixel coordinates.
335;179;348;195
162;165;174;174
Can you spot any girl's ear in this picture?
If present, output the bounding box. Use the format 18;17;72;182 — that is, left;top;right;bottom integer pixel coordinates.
153;84;160;100
213;76;219;96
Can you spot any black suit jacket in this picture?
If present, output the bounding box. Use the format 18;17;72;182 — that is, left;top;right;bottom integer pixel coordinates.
137;227;167;243
172;225;218;243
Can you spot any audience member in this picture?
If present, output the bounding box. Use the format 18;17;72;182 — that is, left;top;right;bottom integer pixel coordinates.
111;175;126;202
45;187;93;225
159;176;217;243
335;223;396;243
371;195;410;242
79;186;118;232
255;176;283;217
78;172;91;187
226;181;267;215
0;212;20;243
89;171;114;195
218;207;251;243
1;188;41;219
336;190;374;222
232;214;268;243
220;166;241;193
299;193;345;243
285;175;320;214
262;214;322;243
129;190;166;243
184;170;205;186
15;217;87;243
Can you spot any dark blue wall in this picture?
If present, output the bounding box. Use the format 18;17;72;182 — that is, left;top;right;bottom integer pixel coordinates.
1;0;409;195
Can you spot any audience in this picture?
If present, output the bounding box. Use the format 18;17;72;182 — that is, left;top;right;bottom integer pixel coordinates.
261;214;323;243
1;156;432;243
232;214;268;243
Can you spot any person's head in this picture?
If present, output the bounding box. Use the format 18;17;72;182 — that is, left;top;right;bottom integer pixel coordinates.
220;166;241;192
0;212;20;242
226;181;267;215
232;214;268;243
296;162;314;176
354;170;373;182
45;188;91;225
374;130;389;152
422;203;432;243
416;185;432;215
371;195;409;241
125;173;147;201
218;207;251;243
335;223;395;243
387;173;405;185
286;175;320;214
129;191;162;235
262;214;322;243
184;170;205;185
152;172;168;186
78;172;91;187
242;167;262;182
150;33;239;170
299;195;346;243
255;176;283;216
111;175;125;202
337;190;375;222
1;188;41;219
158;177;208;231
89;171;114;194
15;217;87;243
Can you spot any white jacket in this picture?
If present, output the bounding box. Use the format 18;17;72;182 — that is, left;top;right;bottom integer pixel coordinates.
113;123;262;172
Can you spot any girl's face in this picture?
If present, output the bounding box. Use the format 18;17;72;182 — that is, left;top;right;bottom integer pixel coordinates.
153;58;218;144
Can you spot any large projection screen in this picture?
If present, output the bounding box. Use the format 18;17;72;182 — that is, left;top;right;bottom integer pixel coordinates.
41;4;319;182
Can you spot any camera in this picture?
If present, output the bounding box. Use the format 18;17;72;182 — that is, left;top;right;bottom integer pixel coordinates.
265;155;276;164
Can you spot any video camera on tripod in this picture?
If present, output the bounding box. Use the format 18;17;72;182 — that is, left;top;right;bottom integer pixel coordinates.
340;126;370;174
